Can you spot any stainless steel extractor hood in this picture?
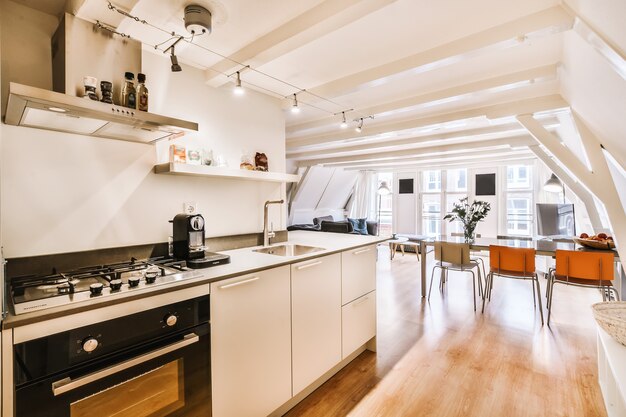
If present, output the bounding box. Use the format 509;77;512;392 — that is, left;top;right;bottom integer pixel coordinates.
4;82;198;144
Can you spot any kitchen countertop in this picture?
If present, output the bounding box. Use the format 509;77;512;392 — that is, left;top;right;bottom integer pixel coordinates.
3;231;388;328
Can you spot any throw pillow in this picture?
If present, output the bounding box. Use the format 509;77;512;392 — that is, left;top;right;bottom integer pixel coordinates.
313;215;334;225
348;218;368;235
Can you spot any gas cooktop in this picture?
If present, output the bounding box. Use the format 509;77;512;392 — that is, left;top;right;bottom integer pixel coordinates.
10;256;213;315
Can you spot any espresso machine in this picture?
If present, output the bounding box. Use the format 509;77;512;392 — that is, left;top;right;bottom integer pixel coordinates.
172;214;230;269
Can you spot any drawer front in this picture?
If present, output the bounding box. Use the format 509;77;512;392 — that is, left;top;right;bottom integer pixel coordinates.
342;245;377;305
291;254;342;395
342;291;376;359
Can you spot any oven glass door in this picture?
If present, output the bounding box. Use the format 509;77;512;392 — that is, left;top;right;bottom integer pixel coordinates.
15;324;210;417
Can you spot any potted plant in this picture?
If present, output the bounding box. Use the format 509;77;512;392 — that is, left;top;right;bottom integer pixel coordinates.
443;197;491;242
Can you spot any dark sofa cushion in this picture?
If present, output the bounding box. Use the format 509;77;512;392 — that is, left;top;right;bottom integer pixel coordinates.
287;223;321;232
313;215;334;225
320;220;353;234
366;221;378;236
348;218;368;235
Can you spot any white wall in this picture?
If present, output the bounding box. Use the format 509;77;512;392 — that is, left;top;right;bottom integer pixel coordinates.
0;2;287;257
393;171;417;235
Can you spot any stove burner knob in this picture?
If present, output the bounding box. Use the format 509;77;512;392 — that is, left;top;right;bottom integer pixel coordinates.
145;273;158;284
164;314;178;327
82;337;98;353
128;277;140;288
110;279;123;291
89;283;104;296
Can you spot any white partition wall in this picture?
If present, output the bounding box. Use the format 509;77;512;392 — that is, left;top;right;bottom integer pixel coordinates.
393;171;417;235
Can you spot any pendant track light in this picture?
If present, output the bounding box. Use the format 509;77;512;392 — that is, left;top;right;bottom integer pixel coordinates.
291;93;301;114
170;47;182;72
340;112;348;129
355;118;364;133
233;71;244;95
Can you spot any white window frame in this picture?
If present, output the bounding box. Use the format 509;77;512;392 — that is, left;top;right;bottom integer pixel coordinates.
418;169;468;237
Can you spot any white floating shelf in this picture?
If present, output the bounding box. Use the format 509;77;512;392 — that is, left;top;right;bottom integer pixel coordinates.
154;163;300;183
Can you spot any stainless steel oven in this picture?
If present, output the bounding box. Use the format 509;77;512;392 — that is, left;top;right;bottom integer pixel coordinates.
13;293;211;417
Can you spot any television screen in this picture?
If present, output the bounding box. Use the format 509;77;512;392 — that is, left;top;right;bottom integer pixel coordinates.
536;203;576;236
398;178;414;194
475;173;496;196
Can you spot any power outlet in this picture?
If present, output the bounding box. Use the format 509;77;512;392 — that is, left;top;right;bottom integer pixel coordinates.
183;202;198;215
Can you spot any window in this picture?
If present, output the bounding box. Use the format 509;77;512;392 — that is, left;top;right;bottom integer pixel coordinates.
422;194;441;236
446;169;467;192
507;165;530;189
506;165;533;236
423;170;441;192
419;169;467;237
376;173;393;236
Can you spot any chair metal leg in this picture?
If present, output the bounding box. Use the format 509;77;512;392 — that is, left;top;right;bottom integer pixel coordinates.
534;274;544;325
428;265;439;301
532;276;537;308
547;276;555;326
481;272;492;313
469;270;476;312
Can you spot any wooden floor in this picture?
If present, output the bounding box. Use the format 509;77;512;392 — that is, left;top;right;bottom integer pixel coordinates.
285;245;607;417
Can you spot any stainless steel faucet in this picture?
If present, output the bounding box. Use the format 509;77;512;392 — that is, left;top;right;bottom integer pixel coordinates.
263;199;284;247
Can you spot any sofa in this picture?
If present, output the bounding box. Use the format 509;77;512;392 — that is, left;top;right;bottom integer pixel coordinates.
288;215;378;236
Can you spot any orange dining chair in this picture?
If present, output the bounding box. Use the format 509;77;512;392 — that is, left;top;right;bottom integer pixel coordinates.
482;245;543;325
547;250;618;325
428;242;483;311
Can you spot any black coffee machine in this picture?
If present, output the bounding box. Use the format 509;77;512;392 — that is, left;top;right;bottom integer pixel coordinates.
172;213;230;269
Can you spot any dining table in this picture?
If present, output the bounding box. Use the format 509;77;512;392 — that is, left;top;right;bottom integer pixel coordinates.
416;236;623;298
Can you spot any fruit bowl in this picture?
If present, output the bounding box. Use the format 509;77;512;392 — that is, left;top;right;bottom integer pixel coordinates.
573;237;616;250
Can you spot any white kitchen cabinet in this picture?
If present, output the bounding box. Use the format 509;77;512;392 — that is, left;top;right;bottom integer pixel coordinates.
291;254;342;395
342;291;376;359
597;327;626;417
342;245;377;305
210;266;292;417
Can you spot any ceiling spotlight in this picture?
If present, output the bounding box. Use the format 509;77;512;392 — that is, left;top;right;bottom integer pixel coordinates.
233;71;244;95
291;93;301;114
355;118;364;133
340;112;348;129
170;47;182;72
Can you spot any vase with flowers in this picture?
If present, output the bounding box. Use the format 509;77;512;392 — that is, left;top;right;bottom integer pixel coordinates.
443;197;491;242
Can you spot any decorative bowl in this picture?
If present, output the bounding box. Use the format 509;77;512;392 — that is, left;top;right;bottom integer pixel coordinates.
573;237;616;250
592;302;626;347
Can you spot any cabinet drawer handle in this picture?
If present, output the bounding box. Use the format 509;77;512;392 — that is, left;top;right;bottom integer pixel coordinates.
352;296;371;306
353;248;371;255
219;276;260;289
296;260;323;270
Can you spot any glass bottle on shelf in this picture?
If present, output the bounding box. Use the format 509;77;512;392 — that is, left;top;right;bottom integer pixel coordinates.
120;72;136;109
137;73;149;111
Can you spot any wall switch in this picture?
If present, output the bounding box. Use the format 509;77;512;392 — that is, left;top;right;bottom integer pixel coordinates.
183;202;198;215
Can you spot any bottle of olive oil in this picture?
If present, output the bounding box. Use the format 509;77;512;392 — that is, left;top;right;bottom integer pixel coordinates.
137;73;149;111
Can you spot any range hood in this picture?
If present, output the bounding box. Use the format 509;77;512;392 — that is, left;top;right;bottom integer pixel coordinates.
4;83;198;144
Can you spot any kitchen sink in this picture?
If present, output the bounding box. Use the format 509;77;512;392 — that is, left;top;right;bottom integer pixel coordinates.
253;244;325;257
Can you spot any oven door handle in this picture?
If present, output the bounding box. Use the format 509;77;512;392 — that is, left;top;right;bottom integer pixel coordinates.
51;332;199;396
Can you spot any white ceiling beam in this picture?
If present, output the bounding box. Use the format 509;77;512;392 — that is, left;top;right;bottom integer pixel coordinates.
302;6;572;99
203;0;398;86
344;156;536;172
299;136;533;167
288;124;523;158
287;64;558;135
528;145;603;232
517;113;626;251
332;149;534;169
288;94;568;148
562;4;626;81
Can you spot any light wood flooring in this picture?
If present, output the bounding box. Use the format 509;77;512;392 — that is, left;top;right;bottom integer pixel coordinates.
285;245;607;417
